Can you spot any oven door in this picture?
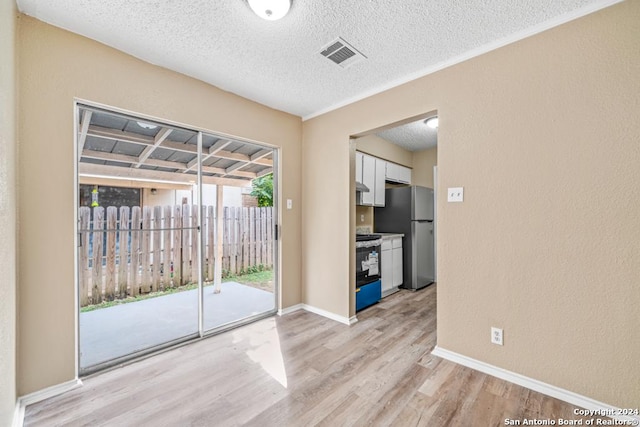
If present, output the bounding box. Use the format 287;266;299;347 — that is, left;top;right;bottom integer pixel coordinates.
355;236;382;287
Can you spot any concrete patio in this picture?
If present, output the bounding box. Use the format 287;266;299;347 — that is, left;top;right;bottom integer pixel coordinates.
80;282;275;368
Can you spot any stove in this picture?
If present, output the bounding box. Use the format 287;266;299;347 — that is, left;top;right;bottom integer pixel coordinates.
355;234;382;311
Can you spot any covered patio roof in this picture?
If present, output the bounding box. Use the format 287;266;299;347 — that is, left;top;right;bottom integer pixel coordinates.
78;105;274;188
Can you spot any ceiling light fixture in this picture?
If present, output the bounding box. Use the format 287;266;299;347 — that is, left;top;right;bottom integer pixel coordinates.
425;117;439;129
248;0;291;21
137;121;158;130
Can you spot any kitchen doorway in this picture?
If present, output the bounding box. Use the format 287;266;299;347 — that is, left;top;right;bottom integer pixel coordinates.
351;111;438;314
75;103;278;373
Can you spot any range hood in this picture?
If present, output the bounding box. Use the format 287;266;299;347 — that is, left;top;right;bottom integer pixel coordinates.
355;181;370;192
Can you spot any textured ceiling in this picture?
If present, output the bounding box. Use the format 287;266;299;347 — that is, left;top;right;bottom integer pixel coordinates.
17;0;619;119
377;119;438;152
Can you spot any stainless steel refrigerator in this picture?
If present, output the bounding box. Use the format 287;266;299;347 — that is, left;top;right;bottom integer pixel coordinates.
374;186;434;290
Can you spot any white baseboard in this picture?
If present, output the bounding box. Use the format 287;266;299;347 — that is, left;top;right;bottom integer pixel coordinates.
295;304;353;325
278;302;356;326
300;304;352;325
14;378;83;427
431;346;640;424
277;303;303;316
19;378;83;407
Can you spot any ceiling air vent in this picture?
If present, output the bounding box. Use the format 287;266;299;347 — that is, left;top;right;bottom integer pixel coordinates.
319;37;367;69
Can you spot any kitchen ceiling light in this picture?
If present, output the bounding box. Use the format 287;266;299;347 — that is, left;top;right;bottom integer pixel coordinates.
136;121;158;130
248;0;291;21
425;117;439;129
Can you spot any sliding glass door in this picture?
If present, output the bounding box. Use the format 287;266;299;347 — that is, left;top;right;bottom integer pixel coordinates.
199;136;277;333
76;104;277;373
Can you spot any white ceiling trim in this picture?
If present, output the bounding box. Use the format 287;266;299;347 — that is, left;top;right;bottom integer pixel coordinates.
302;0;624;121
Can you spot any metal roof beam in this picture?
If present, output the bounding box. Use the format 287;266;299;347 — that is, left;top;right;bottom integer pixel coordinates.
77;110;93;162
79;163;252;187
134;127;173;168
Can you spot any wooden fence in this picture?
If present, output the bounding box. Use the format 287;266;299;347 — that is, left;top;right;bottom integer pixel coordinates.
78;205;274;307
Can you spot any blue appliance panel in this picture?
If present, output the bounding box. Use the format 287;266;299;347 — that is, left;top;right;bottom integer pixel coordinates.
356;279;381;312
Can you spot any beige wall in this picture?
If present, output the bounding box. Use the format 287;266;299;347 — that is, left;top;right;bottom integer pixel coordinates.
356;134;413;167
302;1;640;408
412;147;437;188
141;185;243;208
143;188;184;208
17;16;302;395
0;0;17;422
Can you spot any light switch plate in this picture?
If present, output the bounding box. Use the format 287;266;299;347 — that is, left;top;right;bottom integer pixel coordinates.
287;199;293;210
447;187;464;202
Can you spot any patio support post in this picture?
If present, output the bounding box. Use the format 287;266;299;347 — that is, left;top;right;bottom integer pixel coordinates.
213;185;224;293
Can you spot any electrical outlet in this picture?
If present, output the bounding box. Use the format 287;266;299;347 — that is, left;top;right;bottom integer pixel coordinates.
287;199;293;210
447;187;464;202
491;327;503;346
360;214;365;222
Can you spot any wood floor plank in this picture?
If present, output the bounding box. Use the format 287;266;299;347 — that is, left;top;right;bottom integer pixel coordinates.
24;285;602;427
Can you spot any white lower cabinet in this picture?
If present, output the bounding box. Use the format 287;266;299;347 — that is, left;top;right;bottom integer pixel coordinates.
381;244;393;294
392;239;403;288
380;235;403;297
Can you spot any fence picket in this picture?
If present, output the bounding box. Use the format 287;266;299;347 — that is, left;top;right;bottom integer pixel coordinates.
230;207;238;275
104;207;117;301
222;207;229;273
249;207;256;267
163;206;172;289
151;206;162;292
234;208;239;273
258;208;262;266
118;207;130;299
141;207;152;293
79;204;273;307
79;207;90;306
91;207;104;304
260;207;267;266
130;207;141;297
207;206;214;281
181;204;191;285
242;207;249;272
190;205;198;284
172;205;182;287
266;208;273;266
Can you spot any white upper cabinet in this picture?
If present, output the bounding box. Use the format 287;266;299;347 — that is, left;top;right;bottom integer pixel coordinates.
385;162;412;184
356;151;411;206
374;158;386;207
360;153;375;205
357;152;384;207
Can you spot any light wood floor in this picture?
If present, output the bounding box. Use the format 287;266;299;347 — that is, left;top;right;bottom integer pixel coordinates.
25;285;594;426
